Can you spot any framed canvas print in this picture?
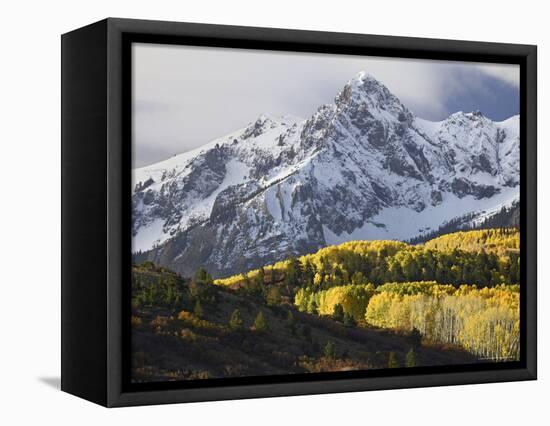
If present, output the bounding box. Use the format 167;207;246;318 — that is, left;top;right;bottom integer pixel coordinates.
61;18;537;407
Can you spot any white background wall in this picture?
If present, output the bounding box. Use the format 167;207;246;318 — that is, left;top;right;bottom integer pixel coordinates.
0;0;546;423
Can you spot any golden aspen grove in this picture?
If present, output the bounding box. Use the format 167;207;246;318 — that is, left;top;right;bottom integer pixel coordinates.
217;228;520;362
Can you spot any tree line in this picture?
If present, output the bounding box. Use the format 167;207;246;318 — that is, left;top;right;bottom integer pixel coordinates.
216;228;520;290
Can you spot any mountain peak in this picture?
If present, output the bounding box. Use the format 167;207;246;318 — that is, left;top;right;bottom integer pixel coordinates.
447;110;492;127
242;114;279;139
132;70;520;275
254;113;276;125
352;70;378;83
335;71;405;110
333;70;413;129
251;113;301;128
345;70;390;97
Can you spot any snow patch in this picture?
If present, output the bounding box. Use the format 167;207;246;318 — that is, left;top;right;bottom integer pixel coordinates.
323;187;519;246
132;218;165;252
265;188;283;222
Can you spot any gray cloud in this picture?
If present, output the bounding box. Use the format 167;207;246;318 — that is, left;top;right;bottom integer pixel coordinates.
132;43;519;167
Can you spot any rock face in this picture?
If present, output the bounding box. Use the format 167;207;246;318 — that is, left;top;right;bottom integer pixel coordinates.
132;71;520;278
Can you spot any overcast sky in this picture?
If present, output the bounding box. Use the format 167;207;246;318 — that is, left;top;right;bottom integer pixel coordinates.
132;43;519;168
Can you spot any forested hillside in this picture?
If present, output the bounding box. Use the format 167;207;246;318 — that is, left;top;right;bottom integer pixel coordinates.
131;228;520;382
131;263;477;382
215;228;520;288
423;228;519;256
296;282;519;361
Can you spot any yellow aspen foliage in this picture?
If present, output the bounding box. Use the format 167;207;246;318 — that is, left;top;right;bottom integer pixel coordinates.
365;283;519;361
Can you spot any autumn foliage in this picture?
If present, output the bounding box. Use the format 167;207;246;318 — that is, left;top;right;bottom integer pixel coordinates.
132;228;521;381
365;282;519;361
218;228;520;362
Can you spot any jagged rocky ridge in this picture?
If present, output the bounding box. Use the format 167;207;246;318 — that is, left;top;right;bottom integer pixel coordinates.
132;71;519;278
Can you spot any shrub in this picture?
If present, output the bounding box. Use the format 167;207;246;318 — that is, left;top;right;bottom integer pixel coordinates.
388;351;400;368
194;300;203;318
253;310;268;332
177;310;217;330
406;348;417;367
324;340;335;359
141;261;156;271
180;328;197;341
150;315;170;327
229;309;244;331
131;316;142;327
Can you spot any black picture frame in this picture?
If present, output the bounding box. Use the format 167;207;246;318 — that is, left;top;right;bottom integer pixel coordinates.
61;17;537;407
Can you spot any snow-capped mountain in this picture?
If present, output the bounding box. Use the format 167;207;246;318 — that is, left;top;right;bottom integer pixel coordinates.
132;71;519;278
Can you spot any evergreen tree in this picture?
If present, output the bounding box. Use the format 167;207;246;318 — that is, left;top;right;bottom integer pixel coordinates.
164;279;176;305
194;300;203;318
297;288;309;312
332;303;344;322
343;312;356;327
307;299;318;315
324;340;335;359
303;260;315;286
265;286;282;306
406;348;417;368
269;266;276;284
351;271;366;285
194;267;213;285
190;267;214;301
332;265;344;286
285;257;303;287
258;267;266;285
247;267;266;298
388;351;400;368
253;310;268;332
229;309;243;331
408;327;422;348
